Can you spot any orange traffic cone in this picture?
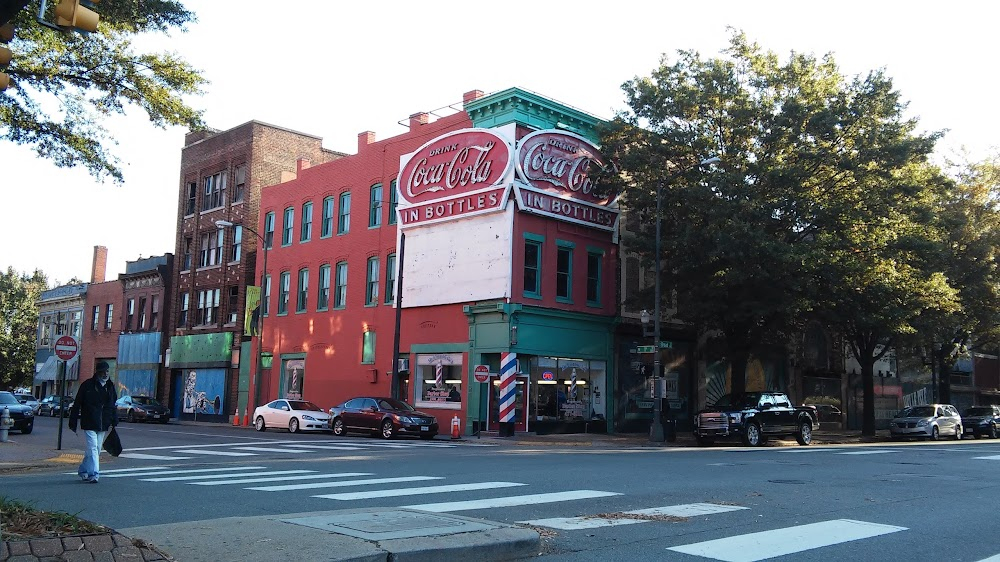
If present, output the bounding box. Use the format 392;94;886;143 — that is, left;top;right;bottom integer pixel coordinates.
243;410;250;427
233;407;240;426
451;415;461;439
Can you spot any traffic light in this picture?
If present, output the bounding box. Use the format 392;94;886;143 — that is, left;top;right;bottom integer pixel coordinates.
55;0;98;32
0;23;12;91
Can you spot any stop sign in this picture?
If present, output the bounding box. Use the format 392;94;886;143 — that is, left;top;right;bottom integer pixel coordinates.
54;335;79;361
474;364;490;383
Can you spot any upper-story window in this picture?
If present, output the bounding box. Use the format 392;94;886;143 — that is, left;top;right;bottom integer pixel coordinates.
317;264;330;310
523;234;543;299
334;262;347;308
369;183;382;228
338;192;351;234
388;179;398;225
126;298;135;331
262;274;271;316
91;305;99;331
197;288;219;325
321;196;335;238
365;256;379;306
151;296;159;330
182;237;193;271
185;182;197;215
301;202;313;242
385;253;396;304
69;310;82;338
227;286;239;324
296;268;309;312
263;212;275;249
278;271;290;314
202;171;226;211
230;225;242;262
105;304;113;330
232;165;247;204
178;294;188;327
556;241;574;303
138;297;147;330
200;228;223;268
282;207;294;246
586;250;603;307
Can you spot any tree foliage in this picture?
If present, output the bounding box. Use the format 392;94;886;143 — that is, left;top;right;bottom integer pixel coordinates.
0;267;47;389
1;0;206;183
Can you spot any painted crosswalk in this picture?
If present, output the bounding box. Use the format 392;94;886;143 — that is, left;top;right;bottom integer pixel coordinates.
118;438;471;462
520;502;748;530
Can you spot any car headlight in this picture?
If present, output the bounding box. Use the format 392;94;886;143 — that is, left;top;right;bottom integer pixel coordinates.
729;413;742;423
303;415;317;421
917;420;929;427
395;415;414;424
25;411;33;417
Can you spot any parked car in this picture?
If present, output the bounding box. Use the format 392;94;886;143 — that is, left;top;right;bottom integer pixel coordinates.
807;404;843;423
13;393;40;415
38;395;73;417
693;392;818;447
961;405;1000;439
253;399;331;433
116;395;171;424
890;404;963;440
328;397;439;440
0;391;35;434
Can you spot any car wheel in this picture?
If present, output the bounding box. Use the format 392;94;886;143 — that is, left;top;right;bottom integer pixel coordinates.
21;423;33;435
127;410;135;423
990;424;998;439
49;409;56;417
332;418;345;437
695;435;714;447
954;425;962;440
930;426;940;440
796;421;812;446
254;416;266;432
289;418;300;433
742;423;763;446
381;419;395;440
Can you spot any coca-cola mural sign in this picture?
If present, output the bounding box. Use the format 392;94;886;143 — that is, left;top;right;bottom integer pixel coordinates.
398;128;513;206
515;130;615;207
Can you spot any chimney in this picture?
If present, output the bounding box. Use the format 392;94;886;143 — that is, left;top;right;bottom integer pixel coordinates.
358;131;376;152
297;158;312;172
409;112;430;130
463;90;485;103
91;245;108;283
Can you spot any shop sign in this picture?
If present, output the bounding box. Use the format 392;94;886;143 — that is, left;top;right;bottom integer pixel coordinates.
542;370;554;381
397;128;513;226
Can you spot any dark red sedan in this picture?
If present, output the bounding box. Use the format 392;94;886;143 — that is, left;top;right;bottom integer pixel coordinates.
328;397;438;440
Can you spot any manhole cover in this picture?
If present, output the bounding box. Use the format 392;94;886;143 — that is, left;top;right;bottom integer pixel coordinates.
282;508;502;540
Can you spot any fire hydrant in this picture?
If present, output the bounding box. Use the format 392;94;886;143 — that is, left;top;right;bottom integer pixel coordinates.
451;415;461;440
0;406;12;443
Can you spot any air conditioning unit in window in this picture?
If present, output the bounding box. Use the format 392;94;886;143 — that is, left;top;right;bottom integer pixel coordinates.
397;358;410;372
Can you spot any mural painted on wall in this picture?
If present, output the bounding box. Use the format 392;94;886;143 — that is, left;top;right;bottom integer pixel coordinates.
704;357;783;406
182;369;224;414
117;370;156;398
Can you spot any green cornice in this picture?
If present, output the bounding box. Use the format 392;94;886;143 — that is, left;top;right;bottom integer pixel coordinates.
464;87;604;144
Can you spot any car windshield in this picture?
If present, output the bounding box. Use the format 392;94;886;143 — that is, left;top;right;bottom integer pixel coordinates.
964;407;994;416
378;398;414;411
288;400;323;411
132;397;160;406
897;406;935;418
0;392;18;405
712;393;762;409
15;394;35;402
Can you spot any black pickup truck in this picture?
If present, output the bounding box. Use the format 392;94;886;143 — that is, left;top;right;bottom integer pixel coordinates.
693;391;818;446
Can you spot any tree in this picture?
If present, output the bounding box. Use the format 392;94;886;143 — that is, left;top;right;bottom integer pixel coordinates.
1;0;206;183
601;30;949;434
0;267;47;389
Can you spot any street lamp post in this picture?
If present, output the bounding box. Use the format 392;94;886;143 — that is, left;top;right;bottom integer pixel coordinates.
216;219;268;417
648;156;720;443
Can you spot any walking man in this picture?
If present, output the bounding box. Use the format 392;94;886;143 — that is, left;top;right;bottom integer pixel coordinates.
68;361;118;483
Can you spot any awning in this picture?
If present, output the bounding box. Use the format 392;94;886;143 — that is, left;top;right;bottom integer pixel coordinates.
34;355;79;383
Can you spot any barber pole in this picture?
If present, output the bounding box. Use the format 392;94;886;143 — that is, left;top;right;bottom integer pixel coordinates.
499;352;517;423
435;364;444;388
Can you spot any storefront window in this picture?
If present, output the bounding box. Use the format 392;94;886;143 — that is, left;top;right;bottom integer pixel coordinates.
531;356;601;421
282;358;304;400
416;353;462;408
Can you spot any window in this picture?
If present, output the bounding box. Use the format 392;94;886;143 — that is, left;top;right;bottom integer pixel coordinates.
278;272;290;314
182;237;192;271
297;268;309;312
151;296;159;330
91;306;99;330
417;353;463;405
282;207;294;246
202;171;226;211
317;264;330;310
227;286;239;324
334;262;347;308
556;242;574;302
321;196;334;238
586;250;603;306
262;274;271;316
105;304;113;330
126;298;135;331
138;297;147;330
385;253;396;304
365;257;379;306
200;228;223;268
369;183;382;227
362;330;376;364
230;225;242;262
338;192;351;234
178;294;188;327
263;212;275;249
523;236;543;298
69;310;82;338
185;182;197;215
300;201;313;242
233;165;247;204
388;179;398;225
197;288;220;325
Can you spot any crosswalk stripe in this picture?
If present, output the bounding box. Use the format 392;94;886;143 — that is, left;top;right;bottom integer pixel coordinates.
775;448;838;453
173;449;259;456
249;476;443;492
99;466;269;478
835;450;898;455
119;453;194;460
190;472;373;486
232;446;313;453
313;481;526;500
401;490;621;513
667;519;907;561
973;455;1000;460
142;470;315;482
520;503;748;530
278;444;366;451
65;466;170;475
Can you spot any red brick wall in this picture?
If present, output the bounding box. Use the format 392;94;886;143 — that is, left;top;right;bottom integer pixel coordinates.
81;280;122;382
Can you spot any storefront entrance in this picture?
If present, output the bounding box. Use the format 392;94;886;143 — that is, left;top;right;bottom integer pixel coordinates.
488;375;529;433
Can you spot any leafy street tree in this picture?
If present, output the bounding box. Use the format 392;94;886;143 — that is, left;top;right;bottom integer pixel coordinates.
601;30;951;434
0;267;47;390
1;0;206;183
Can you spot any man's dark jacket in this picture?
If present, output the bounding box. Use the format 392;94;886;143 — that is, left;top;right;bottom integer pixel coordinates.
69;376;118;432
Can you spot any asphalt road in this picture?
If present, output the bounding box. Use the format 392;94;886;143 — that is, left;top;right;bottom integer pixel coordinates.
7;415;1000;561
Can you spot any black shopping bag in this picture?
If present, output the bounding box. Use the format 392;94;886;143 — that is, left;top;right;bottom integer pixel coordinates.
103;427;123;457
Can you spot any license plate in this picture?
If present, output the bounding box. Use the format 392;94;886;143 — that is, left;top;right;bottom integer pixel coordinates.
153;415;160;419
421;426;429;431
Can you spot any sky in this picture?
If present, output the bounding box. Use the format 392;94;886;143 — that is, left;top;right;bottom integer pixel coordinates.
3;1;998;285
